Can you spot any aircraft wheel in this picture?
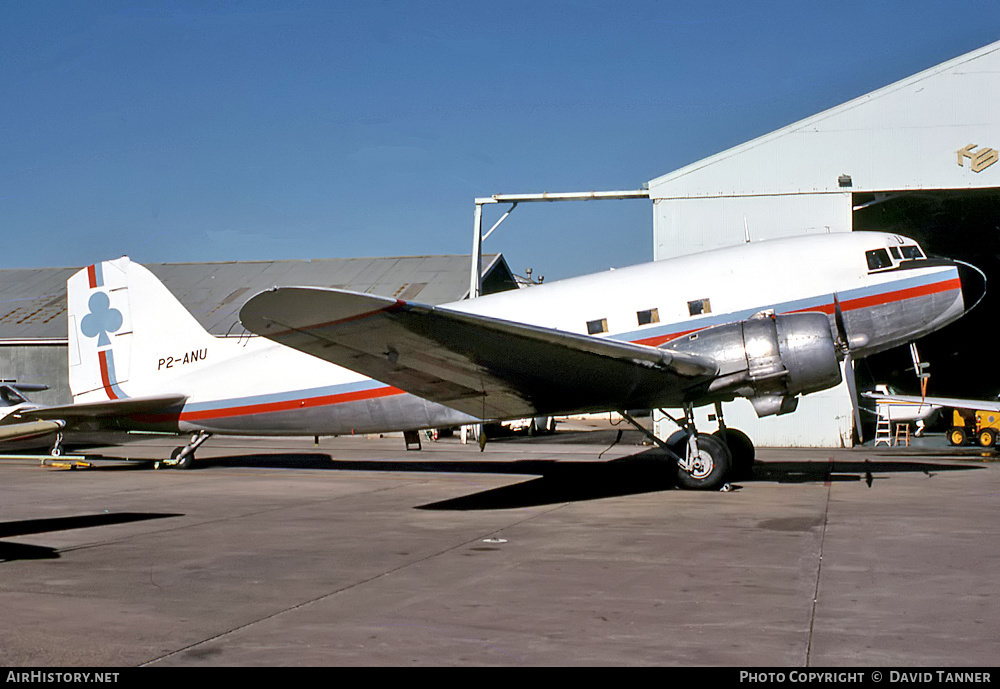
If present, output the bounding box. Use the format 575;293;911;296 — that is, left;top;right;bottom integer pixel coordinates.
977;428;996;447
675;433;732;491
714;428;755;480
170;447;195;470
948;427;967;446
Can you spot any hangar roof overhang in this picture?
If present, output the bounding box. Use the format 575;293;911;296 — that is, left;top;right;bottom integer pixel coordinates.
647;39;1000;200
0;253;516;342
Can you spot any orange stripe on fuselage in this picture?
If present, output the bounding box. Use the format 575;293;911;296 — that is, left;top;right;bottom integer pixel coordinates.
633;276;961;348
174;276;962;423
837;277;960;312
177;384;406;422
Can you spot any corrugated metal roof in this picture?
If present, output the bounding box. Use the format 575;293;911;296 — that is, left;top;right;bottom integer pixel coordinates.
0;254;515;341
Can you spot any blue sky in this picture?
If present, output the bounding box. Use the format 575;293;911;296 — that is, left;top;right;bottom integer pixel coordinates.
2;1;998;281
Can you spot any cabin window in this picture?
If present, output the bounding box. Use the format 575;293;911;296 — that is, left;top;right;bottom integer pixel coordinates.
637;308;659;326
688;298;711;316
865;248;892;271
587;318;608;335
889;246;901;260
900;245;924;260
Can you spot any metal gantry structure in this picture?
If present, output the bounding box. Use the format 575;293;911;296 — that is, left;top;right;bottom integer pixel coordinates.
469;190;650;299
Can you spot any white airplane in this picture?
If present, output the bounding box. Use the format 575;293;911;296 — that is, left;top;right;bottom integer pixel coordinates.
864;388;1000;445
239;230;980;488
865;384;941;437
0;231;979;488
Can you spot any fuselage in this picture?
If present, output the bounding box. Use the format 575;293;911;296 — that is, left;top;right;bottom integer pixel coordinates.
68;231;971;437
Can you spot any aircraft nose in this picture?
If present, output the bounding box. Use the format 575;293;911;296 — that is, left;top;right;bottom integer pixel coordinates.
955;259;987;314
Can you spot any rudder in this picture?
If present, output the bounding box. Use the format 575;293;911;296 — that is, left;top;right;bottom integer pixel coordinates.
67;257;217;402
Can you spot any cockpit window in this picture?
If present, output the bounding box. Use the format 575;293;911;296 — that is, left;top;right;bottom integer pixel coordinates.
865;248;892;271
900;245;924;260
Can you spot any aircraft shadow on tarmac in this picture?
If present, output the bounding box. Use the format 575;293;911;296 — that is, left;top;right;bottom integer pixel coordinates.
0;512;183;562
191;447;982;511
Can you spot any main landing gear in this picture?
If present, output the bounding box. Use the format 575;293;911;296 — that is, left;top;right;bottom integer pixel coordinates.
153;431;212;470
619;402;755;490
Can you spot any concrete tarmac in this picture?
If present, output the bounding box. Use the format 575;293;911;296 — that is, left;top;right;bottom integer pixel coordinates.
0;426;997;667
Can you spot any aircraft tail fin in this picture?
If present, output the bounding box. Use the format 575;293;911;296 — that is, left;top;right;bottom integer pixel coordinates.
67;257;218;402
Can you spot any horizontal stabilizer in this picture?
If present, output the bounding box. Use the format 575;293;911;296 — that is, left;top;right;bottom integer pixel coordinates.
0;420;65;442
240;287;718;420
18;394;188;422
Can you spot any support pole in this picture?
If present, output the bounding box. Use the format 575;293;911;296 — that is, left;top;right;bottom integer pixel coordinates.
470;203;484;299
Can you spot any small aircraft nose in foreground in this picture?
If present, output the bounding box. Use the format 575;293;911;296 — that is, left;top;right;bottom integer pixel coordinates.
240;231;983;489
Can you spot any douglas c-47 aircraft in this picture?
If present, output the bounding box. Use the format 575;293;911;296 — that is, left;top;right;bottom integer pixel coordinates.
0;231;983;489
240;231;981;488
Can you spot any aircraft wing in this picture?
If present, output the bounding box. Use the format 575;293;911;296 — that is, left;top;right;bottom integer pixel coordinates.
1;394;188;443
240;287;719;420
863;392;1000;413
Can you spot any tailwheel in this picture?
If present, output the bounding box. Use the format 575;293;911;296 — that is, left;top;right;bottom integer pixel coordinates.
713;427;755;480
154;431;211;470
169;446;195;469
675;433;732;491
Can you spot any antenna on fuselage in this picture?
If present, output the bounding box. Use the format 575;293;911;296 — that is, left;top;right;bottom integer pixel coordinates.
743;217;751;243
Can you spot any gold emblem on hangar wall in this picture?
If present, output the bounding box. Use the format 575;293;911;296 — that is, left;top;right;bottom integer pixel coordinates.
957;144;998;173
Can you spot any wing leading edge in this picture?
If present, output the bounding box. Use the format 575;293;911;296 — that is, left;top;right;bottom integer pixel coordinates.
240;287;718;420
863;392;1000;413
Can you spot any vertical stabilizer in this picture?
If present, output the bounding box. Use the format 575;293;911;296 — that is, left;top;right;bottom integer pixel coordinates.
67;258;217;402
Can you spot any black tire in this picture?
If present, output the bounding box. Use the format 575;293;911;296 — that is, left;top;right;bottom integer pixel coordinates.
170;446;194;470
675;433;732;491
713;428;755;480
948;427;967;446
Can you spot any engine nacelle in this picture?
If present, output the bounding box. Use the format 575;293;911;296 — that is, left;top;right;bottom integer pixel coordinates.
668;312;842;417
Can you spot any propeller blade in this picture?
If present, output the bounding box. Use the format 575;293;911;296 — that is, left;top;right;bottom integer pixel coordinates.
835;293;864;444
844;352;863;444
833;293;849;347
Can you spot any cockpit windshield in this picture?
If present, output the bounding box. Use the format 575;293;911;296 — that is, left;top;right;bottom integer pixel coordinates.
866;248;892;271
865;240;926;272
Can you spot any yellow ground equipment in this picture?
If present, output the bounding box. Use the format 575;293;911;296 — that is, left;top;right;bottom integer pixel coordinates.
948;408;1000;447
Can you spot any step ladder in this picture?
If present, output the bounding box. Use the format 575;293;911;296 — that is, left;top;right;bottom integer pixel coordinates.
874;417;893;446
894;422;911;447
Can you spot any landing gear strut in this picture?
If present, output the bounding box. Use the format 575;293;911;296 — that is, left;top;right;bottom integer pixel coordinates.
154;431;211;470
619;402;754;490
50;431;64;458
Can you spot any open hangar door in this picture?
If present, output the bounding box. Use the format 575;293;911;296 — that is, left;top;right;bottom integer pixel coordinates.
853;188;1000;430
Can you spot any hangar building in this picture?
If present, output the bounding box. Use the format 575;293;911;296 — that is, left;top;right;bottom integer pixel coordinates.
0;254;516;406
650;39;1000;446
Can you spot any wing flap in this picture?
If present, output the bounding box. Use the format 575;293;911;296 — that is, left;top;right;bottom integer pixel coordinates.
240;287;718;419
